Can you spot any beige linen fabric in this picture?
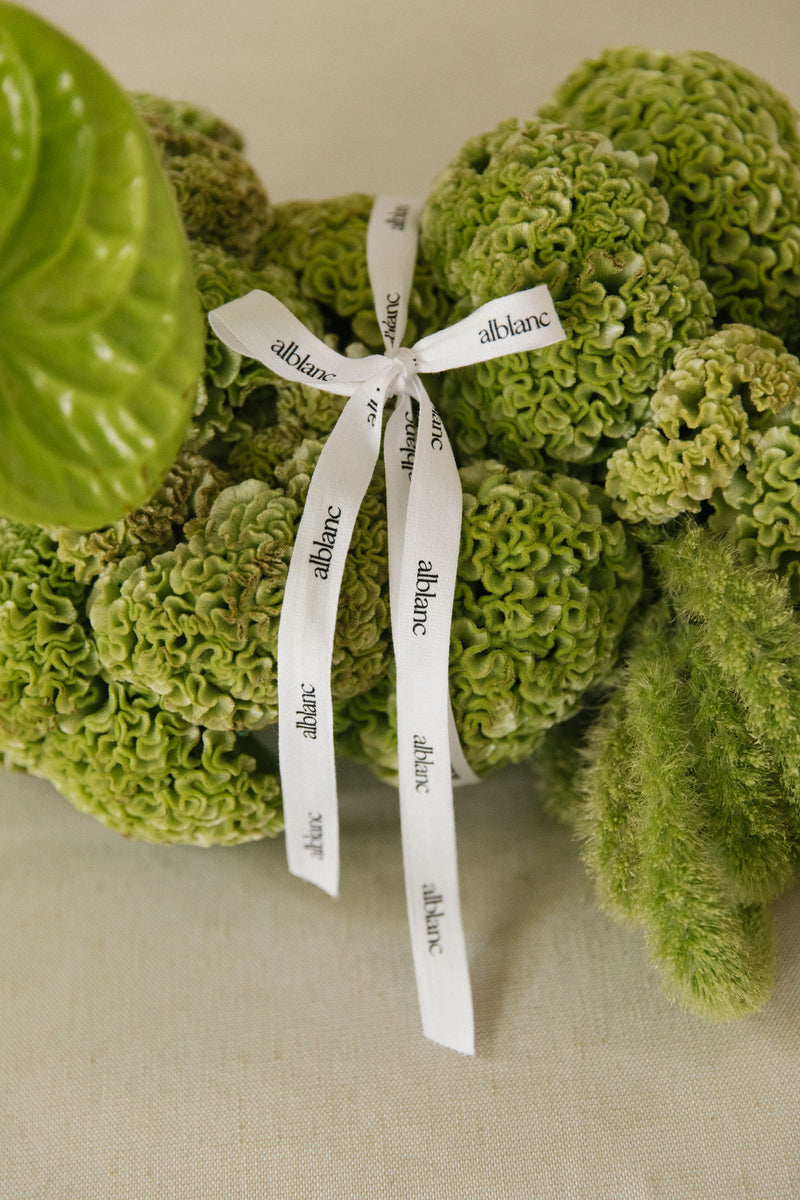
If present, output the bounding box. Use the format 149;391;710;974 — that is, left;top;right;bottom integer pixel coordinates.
2;764;799;1199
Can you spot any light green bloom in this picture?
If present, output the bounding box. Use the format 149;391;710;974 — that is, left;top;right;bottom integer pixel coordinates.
54;452;231;585
135;97;273;259
0;520;101;756
186;240;330;459
132;92;246;150
606;324;800;598
336;462;642;776
259;194;451;351
421;118;715;469
89;480;298;732
541;48;800;351
37;680;283;846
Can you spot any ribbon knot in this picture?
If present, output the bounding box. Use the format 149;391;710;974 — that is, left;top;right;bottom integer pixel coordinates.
209;195;566;1055
363;346;419;404
390;345;420;385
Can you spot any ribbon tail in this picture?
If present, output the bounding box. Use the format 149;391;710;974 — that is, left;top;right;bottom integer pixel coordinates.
386;382;475;1055
278;376;389;896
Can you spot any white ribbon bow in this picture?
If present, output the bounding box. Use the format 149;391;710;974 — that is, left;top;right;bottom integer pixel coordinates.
209;196;565;1054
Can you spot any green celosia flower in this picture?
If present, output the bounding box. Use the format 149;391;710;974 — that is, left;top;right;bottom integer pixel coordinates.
605;324;800;597
89;480;298;732
0;511;283;847
540;48;800;351
453;461;642;768
132;92;246;150
135;100;273;258
259;194;451;351
336;461;642;776
223;385;346;488
132;103;341;474
54;451;231;585
421;118;715;469
606;324;800;516
186;240;332;462
36;679;283;846
89;450;392;732
0;520;101;755
709;426;800;603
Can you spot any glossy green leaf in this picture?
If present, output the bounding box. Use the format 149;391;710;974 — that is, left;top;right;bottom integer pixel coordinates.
0;3;204;529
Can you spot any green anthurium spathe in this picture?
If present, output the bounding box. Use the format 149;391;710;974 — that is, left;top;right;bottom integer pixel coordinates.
0;3;204;530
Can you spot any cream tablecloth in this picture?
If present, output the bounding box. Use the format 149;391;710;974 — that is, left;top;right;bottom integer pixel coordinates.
3;763;800;1199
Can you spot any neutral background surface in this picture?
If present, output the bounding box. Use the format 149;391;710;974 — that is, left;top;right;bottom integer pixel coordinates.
4;2;800;1197
15;0;800;203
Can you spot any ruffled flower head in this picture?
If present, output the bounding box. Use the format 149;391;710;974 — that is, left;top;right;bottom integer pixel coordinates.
541;48;800;352
421;118;715;470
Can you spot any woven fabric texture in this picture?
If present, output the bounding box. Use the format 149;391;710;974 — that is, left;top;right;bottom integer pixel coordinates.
2;764;799;1199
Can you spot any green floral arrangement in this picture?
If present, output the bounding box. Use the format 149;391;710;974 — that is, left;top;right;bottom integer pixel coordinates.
2;3;799;1021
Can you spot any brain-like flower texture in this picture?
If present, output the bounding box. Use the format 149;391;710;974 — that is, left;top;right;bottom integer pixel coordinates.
37;679;283;846
89;480;298;732
134;95;274;259
0;516;282;846
259;193;451;352
336;461;642;777
0;521;101;755
89;448;394;734
187;240;330;458
420;118;715;471
605;324;800;599
540;48;800;353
